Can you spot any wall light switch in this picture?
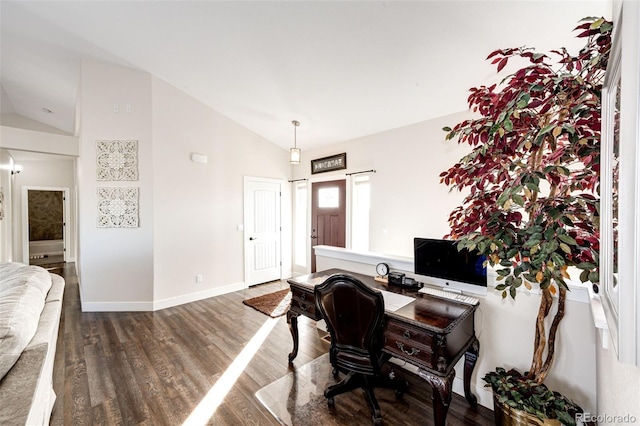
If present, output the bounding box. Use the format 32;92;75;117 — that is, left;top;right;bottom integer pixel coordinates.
196;274;203;283
237;224;244;231
125;104;132;113
113;104;120;113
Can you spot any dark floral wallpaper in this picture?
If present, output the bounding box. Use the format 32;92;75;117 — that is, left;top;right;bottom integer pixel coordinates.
28;190;63;241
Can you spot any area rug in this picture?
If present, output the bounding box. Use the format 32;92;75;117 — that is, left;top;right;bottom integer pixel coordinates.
243;289;292;318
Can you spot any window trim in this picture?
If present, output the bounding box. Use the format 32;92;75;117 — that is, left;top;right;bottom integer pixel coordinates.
601;1;640;366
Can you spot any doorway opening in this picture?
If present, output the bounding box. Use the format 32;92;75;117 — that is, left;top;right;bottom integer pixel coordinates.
22;187;70;266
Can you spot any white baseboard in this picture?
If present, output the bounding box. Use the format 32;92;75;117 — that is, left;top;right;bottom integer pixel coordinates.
79;281;248;312
153;281;247;311
452;372;494;410
81;300;154;312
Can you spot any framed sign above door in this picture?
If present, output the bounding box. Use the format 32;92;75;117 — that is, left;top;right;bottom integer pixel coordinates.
311;153;347;174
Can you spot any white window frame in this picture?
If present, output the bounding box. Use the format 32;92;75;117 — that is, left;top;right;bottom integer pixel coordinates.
351;174;371;252
293;180;308;269
601;1;640;367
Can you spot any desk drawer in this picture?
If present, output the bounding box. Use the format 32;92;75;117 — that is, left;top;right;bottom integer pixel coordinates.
386;319;434;348
384;334;434;368
290;288;317;317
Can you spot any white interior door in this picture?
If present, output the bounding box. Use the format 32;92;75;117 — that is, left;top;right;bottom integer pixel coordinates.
244;177;282;285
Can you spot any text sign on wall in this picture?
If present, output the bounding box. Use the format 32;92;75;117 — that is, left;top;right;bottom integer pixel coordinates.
311;153;347;174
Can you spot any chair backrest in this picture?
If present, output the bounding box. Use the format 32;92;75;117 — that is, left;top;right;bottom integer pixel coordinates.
315;274;385;373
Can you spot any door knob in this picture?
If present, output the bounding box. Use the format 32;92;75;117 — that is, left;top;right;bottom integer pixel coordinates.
249;237;257;241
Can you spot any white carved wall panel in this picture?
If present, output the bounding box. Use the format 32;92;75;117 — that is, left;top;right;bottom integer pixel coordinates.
97;187;139;228
96;140;138;181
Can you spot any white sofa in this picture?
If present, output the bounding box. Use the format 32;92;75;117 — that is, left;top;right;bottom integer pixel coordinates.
0;262;64;425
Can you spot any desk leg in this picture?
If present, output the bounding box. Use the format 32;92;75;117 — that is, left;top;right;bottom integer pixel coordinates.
463;337;479;408
287;310;299;363
419;368;454;426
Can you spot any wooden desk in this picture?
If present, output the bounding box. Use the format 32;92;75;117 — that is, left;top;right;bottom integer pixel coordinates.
286;269;479;426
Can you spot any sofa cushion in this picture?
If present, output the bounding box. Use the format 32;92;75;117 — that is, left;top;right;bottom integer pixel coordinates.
0;263;52;380
0;342;48;425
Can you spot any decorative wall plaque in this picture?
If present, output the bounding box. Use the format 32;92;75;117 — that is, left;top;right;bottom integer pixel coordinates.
97;187;139;228
311;152;347;174
96;140;138;181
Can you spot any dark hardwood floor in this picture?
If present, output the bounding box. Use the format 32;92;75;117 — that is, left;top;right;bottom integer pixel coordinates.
49;264;494;425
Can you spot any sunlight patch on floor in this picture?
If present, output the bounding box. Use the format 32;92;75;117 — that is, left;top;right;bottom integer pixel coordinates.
182;316;279;426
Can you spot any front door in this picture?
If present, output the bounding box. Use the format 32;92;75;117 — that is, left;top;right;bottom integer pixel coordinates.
244;177;282;285
311;180;346;272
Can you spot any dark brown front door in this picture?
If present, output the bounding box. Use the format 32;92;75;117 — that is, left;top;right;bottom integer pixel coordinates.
311;180;346;272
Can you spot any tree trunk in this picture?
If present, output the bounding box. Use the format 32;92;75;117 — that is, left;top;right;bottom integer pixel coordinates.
527;286;566;383
538;287;566;382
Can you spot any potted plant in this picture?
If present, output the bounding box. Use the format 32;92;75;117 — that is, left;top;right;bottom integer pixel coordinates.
484;367;584;425
440;17;612;425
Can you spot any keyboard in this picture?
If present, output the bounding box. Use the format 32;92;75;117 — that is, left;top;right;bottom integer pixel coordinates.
419;286;480;305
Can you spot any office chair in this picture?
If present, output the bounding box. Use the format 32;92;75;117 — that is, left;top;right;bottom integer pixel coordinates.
315;274;408;425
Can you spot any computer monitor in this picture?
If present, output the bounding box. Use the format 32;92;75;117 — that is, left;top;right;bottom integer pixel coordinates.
414;237;488;296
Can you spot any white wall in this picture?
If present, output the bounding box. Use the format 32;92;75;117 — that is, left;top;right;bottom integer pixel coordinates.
596;337;640;422
150;76;291;306
78;60;291;311
78;60;155;309
291;111;476;257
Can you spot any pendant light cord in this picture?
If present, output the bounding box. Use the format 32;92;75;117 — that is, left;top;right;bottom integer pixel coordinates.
292;120;300;148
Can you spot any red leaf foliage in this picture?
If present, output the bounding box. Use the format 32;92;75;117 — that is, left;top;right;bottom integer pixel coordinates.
440;17;612;289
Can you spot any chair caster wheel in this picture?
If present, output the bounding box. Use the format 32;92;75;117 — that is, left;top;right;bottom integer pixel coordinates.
373;416;382;425
395;389;404;399
327;396;335;407
332;368;339;377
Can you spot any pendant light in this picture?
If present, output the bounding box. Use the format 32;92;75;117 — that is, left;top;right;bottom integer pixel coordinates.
290;120;301;164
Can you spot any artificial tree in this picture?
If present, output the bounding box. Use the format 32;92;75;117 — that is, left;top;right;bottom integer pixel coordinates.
440;15;612;393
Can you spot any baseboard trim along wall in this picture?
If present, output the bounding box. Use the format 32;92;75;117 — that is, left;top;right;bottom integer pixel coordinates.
81;300;155;312
80;281;247;312
153;281;247;311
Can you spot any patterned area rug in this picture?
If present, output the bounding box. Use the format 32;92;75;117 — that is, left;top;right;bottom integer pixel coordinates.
243;289;292;318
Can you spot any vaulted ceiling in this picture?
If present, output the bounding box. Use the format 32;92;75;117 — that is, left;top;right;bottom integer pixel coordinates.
0;1;610;151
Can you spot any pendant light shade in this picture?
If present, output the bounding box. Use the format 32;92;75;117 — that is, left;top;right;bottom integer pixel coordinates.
289;147;301;164
290;120;301;164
